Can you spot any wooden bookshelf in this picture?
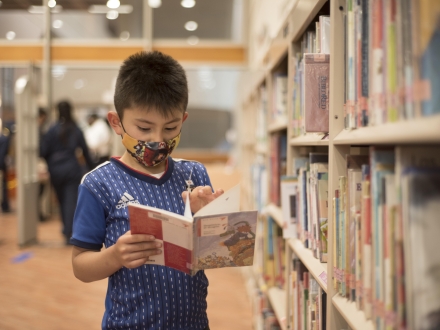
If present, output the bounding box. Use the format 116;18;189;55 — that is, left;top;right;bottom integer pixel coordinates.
239;0;440;329
333;114;440;145
332;295;375;330
289;133;330;146
267;120;288;133
288;238;328;292
267;287;287;330
263;204;284;228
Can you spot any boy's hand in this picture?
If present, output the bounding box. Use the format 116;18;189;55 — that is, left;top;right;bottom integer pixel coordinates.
112;231;162;269
181;185;224;214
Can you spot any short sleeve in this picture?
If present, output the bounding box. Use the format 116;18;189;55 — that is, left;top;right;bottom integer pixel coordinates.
70;184;106;250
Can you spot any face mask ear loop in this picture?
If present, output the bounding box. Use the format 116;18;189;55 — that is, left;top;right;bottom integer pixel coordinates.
119;119;127;139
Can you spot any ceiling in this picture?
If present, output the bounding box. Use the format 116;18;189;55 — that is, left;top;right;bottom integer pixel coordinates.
0;0;242;40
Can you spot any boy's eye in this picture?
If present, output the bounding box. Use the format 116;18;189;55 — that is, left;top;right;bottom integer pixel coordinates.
165;126;177;131
137;126;151;132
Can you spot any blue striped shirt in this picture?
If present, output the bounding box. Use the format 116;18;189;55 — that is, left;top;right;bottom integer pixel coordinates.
71;157;211;330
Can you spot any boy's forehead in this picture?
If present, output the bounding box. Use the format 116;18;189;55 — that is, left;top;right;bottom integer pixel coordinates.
125;106;184;119
124;106;184;119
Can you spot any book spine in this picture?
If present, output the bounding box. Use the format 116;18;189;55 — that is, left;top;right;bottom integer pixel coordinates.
360;0;369;126
303;54;330;133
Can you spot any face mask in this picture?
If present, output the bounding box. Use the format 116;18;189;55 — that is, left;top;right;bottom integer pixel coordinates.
121;129;180;167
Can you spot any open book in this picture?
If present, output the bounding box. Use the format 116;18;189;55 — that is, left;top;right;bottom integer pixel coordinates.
128;184;258;276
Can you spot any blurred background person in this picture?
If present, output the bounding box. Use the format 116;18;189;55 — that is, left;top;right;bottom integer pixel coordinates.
38;107;49;221
40;100;94;244
84;112;112;168
0;118;11;213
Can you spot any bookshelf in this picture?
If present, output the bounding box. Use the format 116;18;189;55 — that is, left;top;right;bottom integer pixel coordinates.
240;0;440;330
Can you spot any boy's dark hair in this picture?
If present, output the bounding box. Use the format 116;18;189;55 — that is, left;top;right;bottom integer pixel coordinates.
114;51;188;119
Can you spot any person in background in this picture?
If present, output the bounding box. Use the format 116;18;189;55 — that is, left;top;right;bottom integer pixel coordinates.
70;51;224;330
84;112;112;168
0;118;11;213
38;107;49;221
40;100;94;244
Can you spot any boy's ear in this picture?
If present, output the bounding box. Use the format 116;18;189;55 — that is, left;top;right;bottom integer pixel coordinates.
182;112;189;123
107;111;123;135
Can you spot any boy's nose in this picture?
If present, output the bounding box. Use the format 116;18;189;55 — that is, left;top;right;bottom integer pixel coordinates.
150;131;164;142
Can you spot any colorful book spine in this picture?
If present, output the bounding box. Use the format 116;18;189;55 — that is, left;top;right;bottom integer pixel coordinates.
361;164;372;319
303;54;330;133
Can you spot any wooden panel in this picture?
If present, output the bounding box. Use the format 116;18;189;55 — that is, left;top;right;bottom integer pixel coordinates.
0;45;43;61
153;45;246;63
0;45;246;63
52;46;144;61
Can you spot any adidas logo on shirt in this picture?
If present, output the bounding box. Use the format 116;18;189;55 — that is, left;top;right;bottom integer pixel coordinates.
116;192;140;209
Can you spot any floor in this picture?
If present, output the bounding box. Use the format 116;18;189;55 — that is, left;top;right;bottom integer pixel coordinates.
0;164;253;330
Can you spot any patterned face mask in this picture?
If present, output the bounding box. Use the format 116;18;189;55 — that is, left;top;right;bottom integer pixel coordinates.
121;128;181;167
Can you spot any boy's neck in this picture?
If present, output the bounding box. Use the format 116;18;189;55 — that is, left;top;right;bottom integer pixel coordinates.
119;151;167;175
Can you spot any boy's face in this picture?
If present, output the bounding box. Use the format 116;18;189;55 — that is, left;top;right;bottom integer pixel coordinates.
108;106;188;173
109;106;188;143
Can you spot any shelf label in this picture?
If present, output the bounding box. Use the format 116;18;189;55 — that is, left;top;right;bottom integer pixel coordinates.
318;271;327;285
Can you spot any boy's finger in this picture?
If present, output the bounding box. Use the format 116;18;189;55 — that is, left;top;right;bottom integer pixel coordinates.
129;234;156;242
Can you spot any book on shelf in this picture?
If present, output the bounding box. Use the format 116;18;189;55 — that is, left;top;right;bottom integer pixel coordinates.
303;53;330;133
280;176;299;239
319;15;331;54
395;146;440;330
272;73;288;124
128;184;258;276
402;169;440;330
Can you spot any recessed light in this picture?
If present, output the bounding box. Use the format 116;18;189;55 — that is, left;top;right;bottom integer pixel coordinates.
120;31;130;41
106;0;120;9
52;19;63;29
187;36;199;45
74;79;85;90
185;21;198;31
106;10;119;20
181;0;195;8
6;31;16;40
148;0;162;8
48;0;56;8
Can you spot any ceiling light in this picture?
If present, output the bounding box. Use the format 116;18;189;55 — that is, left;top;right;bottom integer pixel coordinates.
185;21;198;31
148;0;162;8
120;31;130;41
47;0;56;8
52;66;66;80
181;0;195;8
28;5;63;13
6;31;16;40
187;36;199;45
74;79;85;90
52;19;63;29
88;5;133;14
106;0;120;9
106;10;119;19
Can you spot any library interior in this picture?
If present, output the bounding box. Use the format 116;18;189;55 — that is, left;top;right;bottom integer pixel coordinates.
1;0;440;329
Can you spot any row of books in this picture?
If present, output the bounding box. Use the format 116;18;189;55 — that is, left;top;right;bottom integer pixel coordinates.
280;153;329;264
343;0;440;129
290;15;331;136
333;146;440;330
262;216;286;289
252;288;282;330
269;133;288;206
288;258;327;330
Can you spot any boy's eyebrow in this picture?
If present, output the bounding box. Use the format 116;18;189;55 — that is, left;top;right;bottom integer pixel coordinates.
136;117;182;124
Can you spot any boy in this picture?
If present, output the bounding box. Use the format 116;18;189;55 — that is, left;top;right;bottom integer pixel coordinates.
71;51;224;330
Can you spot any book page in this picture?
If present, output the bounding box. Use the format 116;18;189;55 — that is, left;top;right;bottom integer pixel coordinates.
193;210;258;271
194;184;241;218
